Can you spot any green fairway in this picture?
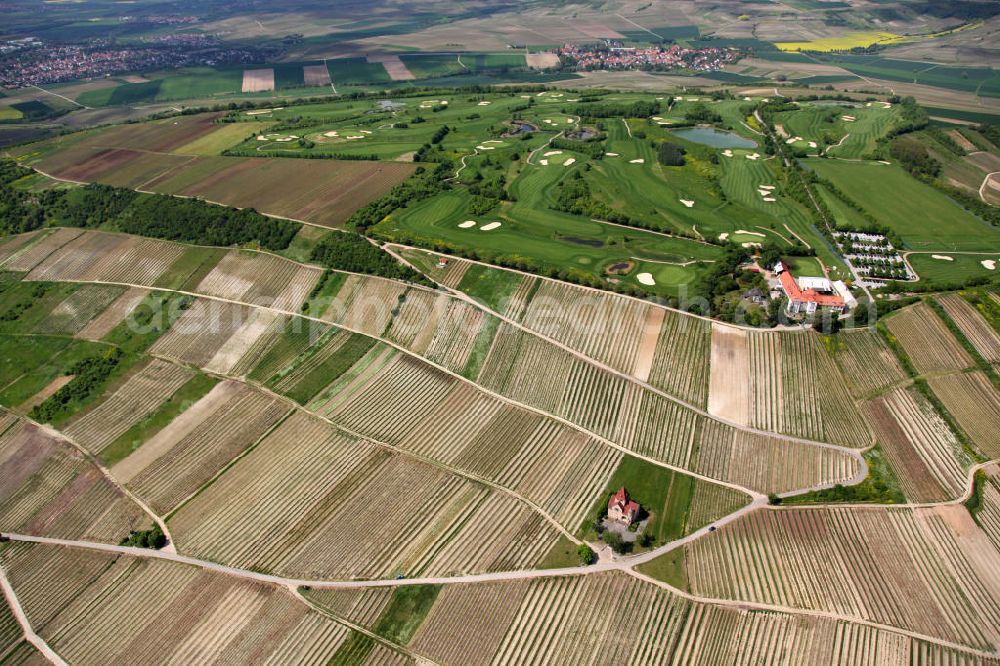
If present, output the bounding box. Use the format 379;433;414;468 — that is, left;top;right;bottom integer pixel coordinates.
907;252;1000;284
718;153;851;281
374;146;722;297
807;159;1000;252
231;93;535;160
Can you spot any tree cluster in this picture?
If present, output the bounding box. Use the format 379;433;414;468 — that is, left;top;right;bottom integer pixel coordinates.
120;525;167;549
30;347;123;424
310;231;430;285
573;100;659;119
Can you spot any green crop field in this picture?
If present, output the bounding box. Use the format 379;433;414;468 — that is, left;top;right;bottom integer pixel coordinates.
827;55;1000;97
77;67;244;106
325;57;394;85
0;106;23;121
807;159;1000;252
400;54;467;79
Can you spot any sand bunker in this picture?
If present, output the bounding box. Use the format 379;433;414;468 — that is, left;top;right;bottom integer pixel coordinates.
932;255;954;261
982;259;996;270
742;242;762;248
323;131;339;137
458;221;477;228
539;159;549;166
808;141;817;148
544;150;563;157
718;233;730;241
759;185;775;190
480;222;502;231
636;272;656;286
746;153;760;160
680;199;694;208
564;158;576;166
842;115;856;122
478;101;491;106
629;158;645;164
652;117;663;121
242;68;275;93
722;149;733;157
763;197;776;202
735;229;766;237
476;145;495;150
606;152;619;157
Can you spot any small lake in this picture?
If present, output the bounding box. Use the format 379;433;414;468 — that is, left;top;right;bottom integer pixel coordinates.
670;127;757;149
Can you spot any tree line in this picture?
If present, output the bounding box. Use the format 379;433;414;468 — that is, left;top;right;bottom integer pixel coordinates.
0;162;300;250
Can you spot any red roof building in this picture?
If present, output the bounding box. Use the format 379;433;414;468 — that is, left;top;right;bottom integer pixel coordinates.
607;487;640;525
775;263;846;314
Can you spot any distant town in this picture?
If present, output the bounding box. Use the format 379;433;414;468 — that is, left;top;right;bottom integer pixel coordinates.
0;37;273;88
554;41;743;73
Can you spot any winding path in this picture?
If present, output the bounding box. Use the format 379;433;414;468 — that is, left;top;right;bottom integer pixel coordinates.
5;234;998;662
0;563;67;665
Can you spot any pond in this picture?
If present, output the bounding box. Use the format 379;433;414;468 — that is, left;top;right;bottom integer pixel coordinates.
670;127;757;149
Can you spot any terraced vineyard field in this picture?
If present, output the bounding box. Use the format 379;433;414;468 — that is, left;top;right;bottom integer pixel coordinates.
977;467;1000;552
170;410;563;579
708;326;870;447
34;284;126;335
0;543;363;664
886;303;974;374
62;359;194;455
111;380;289;514
24;230;187;286
646;311;711;407
936;294;1000;371
685;506;1000;649
863;386;972;502
927;371;1000;458
196;250;322;311
519;280;656;375
693;420;861;496
830;327;908;397
0;415;149;542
